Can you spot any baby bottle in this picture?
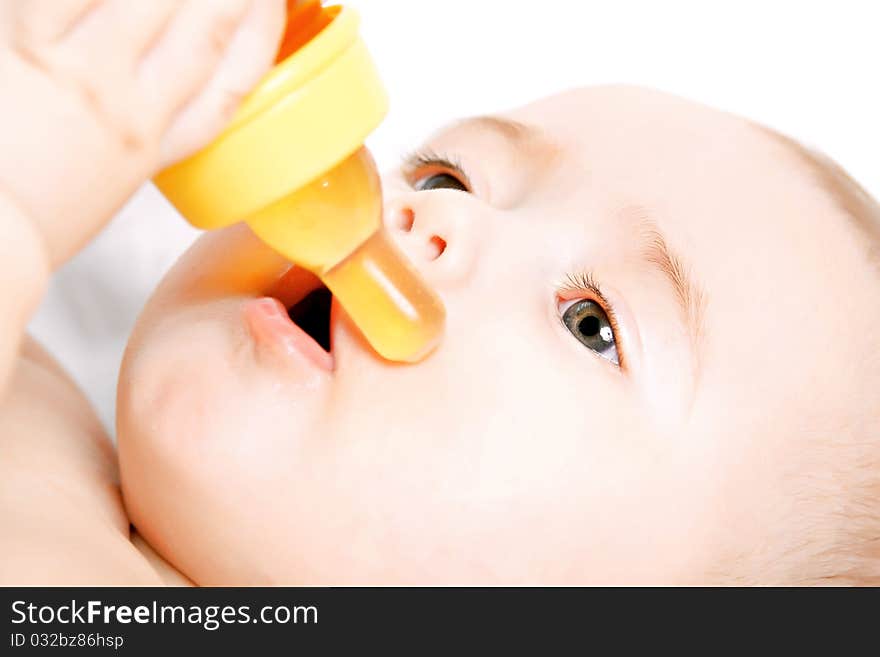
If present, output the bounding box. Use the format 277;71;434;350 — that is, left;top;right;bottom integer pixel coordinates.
154;1;445;363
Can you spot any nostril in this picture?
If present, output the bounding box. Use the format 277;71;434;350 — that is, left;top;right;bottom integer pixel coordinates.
427;235;447;260
392;207;415;232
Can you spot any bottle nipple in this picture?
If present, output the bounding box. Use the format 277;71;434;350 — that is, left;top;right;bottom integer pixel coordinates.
245;147;445;362
321;229;445;362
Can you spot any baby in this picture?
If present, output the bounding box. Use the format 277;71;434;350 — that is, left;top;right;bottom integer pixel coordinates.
2;2;879;586
115;88;880;586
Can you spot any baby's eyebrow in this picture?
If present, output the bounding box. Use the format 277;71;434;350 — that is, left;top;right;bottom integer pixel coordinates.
642;223;707;353
619;205;707;359
449;115;539;144
441;115;562;164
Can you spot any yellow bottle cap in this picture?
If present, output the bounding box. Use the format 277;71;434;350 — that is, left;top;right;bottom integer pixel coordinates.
154;3;388;229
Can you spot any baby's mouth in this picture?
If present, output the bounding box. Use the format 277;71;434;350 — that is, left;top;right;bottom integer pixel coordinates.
267;264;335;355
286;286;332;353
242;265;336;372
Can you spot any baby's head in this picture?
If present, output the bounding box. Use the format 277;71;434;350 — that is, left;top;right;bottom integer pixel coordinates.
118;86;880;585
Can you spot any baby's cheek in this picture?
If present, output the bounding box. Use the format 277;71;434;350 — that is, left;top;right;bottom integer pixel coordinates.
117;308;332;583
120;318;237;452
118;319;240;543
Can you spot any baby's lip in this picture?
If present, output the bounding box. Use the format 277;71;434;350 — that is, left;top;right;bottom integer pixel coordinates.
243;297;334;373
245;259;342;375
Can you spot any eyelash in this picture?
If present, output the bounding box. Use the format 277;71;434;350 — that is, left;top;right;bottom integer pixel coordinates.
557;272;626;369
402;148;472;191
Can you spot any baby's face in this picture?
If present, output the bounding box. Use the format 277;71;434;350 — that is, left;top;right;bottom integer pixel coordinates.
118;87;879;584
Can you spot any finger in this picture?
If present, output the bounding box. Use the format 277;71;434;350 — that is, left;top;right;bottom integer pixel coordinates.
0;1;13;41
138;0;254;131
57;0;184;63
159;0;285;167
14;0;100;43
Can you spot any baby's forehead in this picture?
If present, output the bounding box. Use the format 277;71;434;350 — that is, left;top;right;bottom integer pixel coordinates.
507;86;879;264
503;85;744;143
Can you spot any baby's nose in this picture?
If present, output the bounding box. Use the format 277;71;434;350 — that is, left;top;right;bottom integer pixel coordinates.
384;191;481;288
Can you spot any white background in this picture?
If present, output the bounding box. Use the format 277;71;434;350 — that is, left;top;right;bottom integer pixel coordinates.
28;0;879;431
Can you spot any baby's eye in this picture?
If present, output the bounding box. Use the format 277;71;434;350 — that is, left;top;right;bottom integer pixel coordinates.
404;150;472;193
414;172;469;192
560;299;619;365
